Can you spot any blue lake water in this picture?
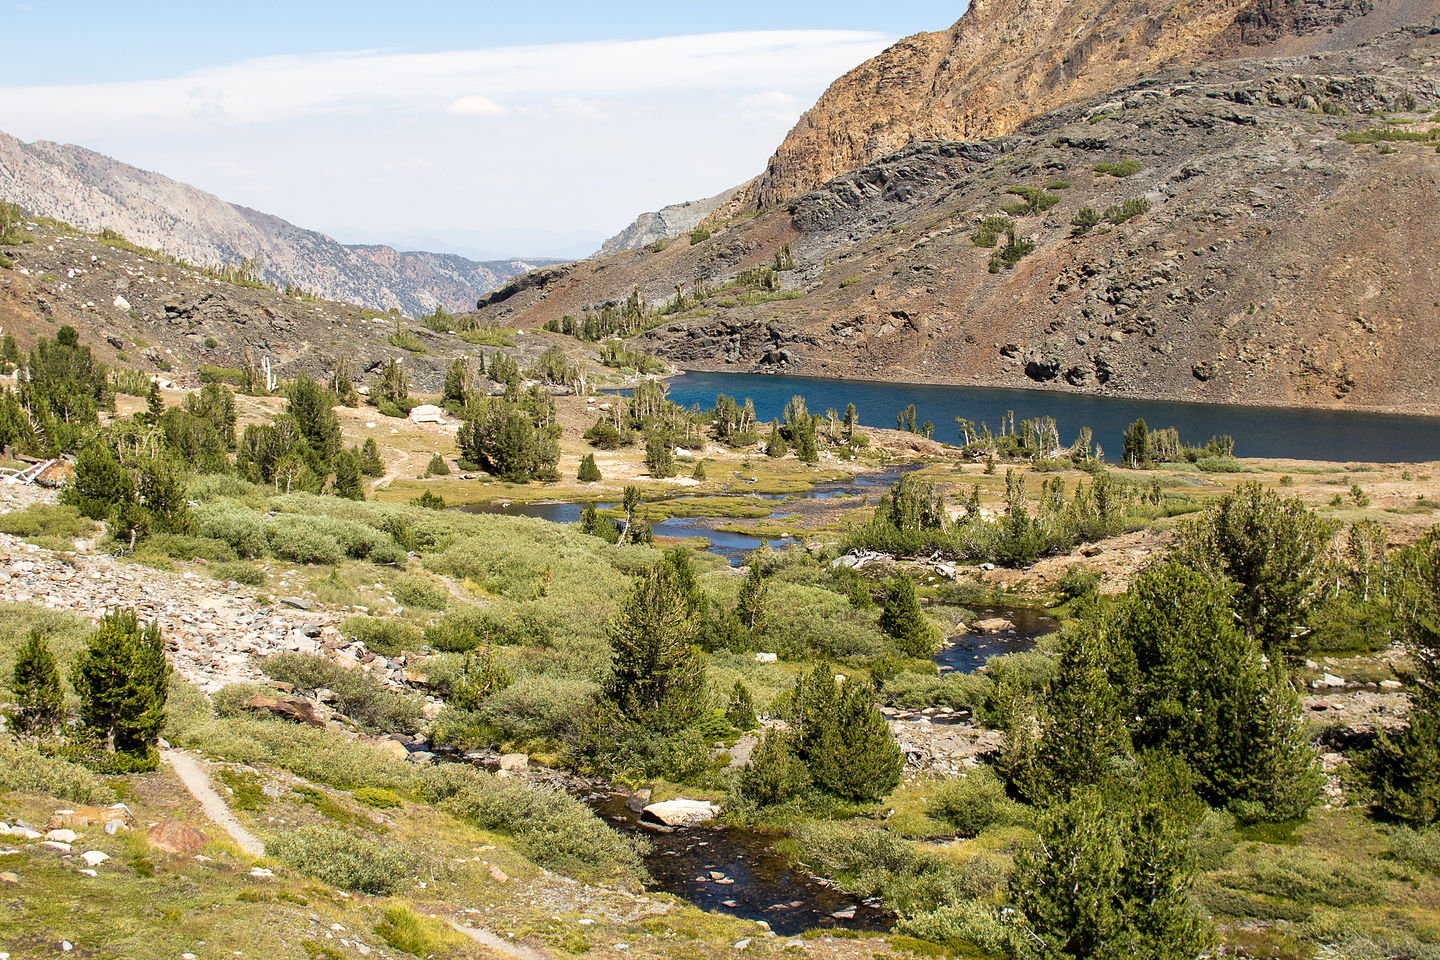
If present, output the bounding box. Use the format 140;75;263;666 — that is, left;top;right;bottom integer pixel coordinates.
662;371;1440;463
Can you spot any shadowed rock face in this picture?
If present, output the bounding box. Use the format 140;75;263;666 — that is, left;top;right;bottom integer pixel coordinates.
463;13;1440;414
743;0;1406;211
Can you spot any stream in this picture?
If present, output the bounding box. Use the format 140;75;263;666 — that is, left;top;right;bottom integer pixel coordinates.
456;478;1058;932
457;466;915;566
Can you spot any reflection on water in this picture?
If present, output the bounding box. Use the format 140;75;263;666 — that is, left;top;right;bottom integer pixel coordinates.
455;467;917;566
589;795;890;935
934;604;1057;673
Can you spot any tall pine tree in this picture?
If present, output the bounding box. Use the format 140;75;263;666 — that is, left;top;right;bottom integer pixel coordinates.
11;630;64;735
71;609;170;756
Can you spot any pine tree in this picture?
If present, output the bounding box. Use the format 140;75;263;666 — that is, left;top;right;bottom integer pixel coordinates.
332;449;366;500
11;630;64;735
809;678;903;801
1012;770;1212;960
878;575;940;657
644;431;675;477
424;452;450;476
692;459;707;481
737;566;767;633
727;681;757;729
605;562;705;733
71;609;170;755
360;437;385;476
740;730;810;805
765;420;787;458
577;453;602;483
843;402;857;440
142;381;164;426
442;357;468;412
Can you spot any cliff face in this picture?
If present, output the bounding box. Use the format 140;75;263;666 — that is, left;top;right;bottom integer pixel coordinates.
595;184;747;257
744;0;1392;210
464;16;1440;415
0;130;560;316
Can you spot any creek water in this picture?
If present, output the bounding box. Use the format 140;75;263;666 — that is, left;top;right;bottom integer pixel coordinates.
662;371;1440;463
588;795;890;936
457;467;914;566
934;604;1059;674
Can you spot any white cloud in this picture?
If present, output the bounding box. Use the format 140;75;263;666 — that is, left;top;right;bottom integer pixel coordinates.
0;31;891;132
0;29;898;256
445;94;508;116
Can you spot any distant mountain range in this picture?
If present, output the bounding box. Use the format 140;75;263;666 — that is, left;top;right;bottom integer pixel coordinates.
0;128;565;316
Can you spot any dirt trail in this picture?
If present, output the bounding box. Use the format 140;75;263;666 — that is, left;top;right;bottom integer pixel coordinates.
448;919;551;959
162;749;266;858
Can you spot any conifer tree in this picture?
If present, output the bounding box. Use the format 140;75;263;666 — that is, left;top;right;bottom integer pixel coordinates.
737;565;768;633
71;609;170;755
692;459;707;481
765;420;787;458
442;357;468;412
879;574;940;657
360;437;385;476
809;678;903;801
1012;768;1212;960
644;431;675;477
333;449;365;500
605;562;705;733
142;380;164;426
577;453;602;483
843;402;857;440
727;681;757;729
10;630;64;735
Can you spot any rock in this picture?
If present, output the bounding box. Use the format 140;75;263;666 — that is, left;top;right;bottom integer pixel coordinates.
488;865;508;883
498;753;529;776
281;597;314;611
754;652;778;664
380;739;411;761
147;820;207;857
250;867;275;878
972;618;1014;633
0;871;17;884
113;295;131;311
46;806;133;831
242;693;326;726
1380;679;1403;691
734;939;751;950
41;841;72;852
80;850;109;867
1312;673;1346;689
44;829;77;844
640;799;721;829
831;906;857;919
625;789;653;813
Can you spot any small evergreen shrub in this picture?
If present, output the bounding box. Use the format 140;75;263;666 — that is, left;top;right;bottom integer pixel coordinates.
269;824;410;894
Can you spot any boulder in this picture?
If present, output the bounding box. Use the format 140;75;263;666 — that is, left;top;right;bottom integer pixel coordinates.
972;617;1014;633
640;799;720;830
147;820;207;857
43;829;77;844
47;805;134;832
498;754;529;776
754;652;778;664
242;693;326;727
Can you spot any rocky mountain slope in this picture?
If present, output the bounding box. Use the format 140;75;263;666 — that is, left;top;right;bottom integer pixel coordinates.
595;184;746;256
465;12;1440;414
0;129;561;317
741;0;1413;211
0;220;616;396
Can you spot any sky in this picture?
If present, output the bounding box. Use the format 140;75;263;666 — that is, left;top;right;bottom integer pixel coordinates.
1;2;965;259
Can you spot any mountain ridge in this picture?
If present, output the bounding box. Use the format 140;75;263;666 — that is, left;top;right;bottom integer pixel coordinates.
0;129;562;317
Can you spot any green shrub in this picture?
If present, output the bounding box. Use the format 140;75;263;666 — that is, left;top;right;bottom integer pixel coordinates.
970;216;1013;248
688;226;711;245
341;616;423;656
0;738;116;803
1196;455;1245;473
194;505;269;558
414;765;643;880
929;767;1029;836
353;786;404;809
1103;197;1151;224
0;504;97;550
1095;159;1144;177
896;902;1011;956
214;561;266;586
392;574;449;610
268;824;410;894
1391;826;1440;875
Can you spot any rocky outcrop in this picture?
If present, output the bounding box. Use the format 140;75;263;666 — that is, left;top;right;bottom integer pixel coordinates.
0;129;561;316
744;0;1407;210
596;184;746;257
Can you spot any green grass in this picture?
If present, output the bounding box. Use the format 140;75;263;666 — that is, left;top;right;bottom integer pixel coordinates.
1340;127;1440;145
388;330;429;354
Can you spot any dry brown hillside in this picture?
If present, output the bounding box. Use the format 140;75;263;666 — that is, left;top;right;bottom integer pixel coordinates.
739;0;1417;211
